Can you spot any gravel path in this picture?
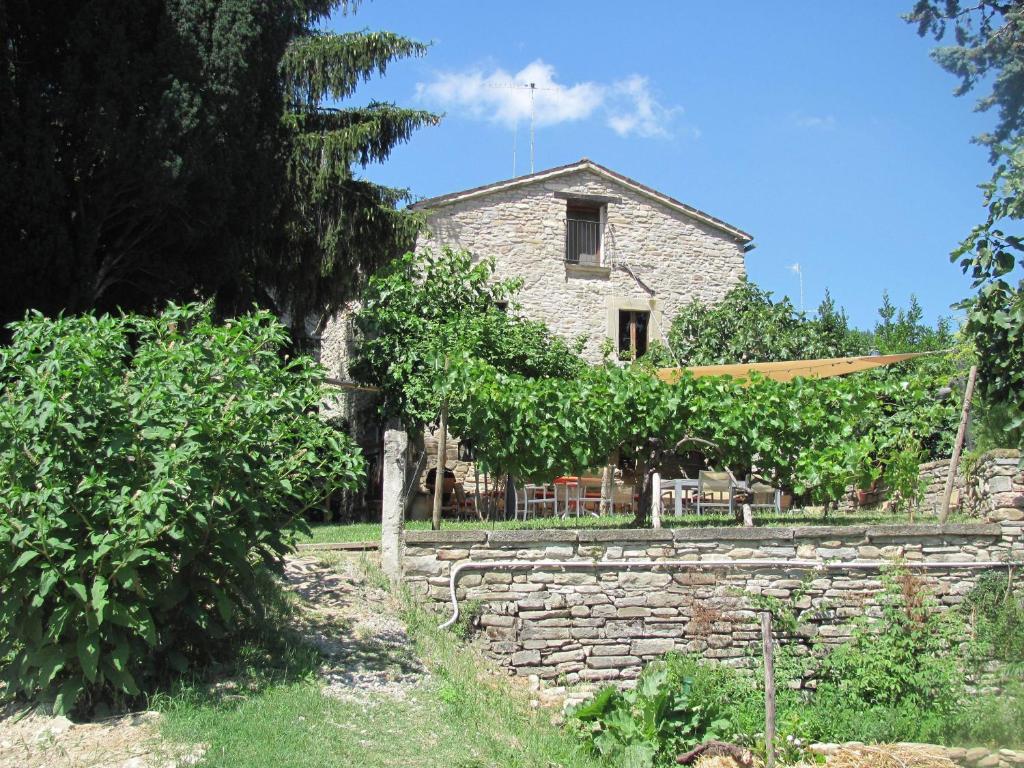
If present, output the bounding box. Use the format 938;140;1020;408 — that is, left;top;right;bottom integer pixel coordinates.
0;707;202;768
283;553;426;701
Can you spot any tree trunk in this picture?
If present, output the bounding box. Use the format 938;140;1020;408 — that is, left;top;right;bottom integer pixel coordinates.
431;400;448;531
381;419;407;583
632;453;648;526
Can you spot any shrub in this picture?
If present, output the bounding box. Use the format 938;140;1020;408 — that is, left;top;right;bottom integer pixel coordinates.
814;569;965;716
0;304;364;713
570;568;1024;760
571;654;754;768
963;570;1024;672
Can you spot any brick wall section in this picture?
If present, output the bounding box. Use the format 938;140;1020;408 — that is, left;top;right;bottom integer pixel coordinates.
403;518;1023;685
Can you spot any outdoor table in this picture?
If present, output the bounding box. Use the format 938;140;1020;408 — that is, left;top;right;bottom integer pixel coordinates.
665;478;700;516
553;476;603;517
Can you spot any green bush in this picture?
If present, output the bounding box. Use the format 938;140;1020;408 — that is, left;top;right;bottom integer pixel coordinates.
963;570;1024;671
815;569;964;714
571;570;1024;761
0;304;364;713
571;654;754;768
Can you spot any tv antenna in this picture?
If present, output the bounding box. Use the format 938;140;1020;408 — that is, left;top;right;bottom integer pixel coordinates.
486;81;557;175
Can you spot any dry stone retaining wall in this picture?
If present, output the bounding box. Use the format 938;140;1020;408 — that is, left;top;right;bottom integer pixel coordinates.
403;519;1023;685
840;449;1022;517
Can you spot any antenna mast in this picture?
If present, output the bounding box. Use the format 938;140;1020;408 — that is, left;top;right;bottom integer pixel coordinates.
529;82;536;173
486;80;554;175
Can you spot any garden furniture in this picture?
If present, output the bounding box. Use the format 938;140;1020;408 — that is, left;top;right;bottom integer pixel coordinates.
661;477;700;516
517;483;557;520
696;471;735;516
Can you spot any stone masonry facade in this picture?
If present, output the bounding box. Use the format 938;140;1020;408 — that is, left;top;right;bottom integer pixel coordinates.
409;159;750;363
404;519;1022;686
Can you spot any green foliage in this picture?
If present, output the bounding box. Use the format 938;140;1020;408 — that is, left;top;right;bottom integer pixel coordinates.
352;248;584;427
962;570;1024;673
908;2;1024;452
668;279;857;366
0;304;363;714
572;656;740;768
670;281;962;479
445;349;950;503
571;571;1024;760
815;569;964;713
0;1;437;334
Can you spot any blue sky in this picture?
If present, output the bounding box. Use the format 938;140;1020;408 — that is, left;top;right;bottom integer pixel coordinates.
329;1;994;330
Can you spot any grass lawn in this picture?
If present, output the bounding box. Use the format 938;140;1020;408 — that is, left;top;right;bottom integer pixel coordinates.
300;507;968;544
159;556;605;768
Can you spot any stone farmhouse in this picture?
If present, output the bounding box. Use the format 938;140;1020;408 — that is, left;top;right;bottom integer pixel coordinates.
409;158;752;363
319;158;754;514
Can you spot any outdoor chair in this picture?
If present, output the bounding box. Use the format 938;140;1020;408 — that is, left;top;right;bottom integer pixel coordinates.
612;485;635;516
747;479;782;514
517;483;556;520
696;470;735;516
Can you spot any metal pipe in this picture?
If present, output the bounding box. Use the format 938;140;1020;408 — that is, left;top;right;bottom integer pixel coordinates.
438;557;1013;629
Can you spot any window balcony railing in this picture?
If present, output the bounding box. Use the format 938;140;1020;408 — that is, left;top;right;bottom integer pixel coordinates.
565;218;602;265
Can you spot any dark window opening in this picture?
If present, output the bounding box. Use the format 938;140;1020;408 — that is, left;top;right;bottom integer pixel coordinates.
618;310;649;360
457;439;476;462
565;202;602;265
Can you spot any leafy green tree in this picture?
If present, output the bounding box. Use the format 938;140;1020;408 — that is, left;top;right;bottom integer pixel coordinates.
0;304;363;713
351;248;585;427
667;278;858;366
908;1;1024;449
0;1;436;332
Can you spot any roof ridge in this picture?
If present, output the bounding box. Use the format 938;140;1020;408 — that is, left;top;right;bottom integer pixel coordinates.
409;159;752;242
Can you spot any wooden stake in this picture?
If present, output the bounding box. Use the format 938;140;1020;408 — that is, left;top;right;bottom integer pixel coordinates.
431;399;448;531
761;611;776;768
651;472;662;529
939;365;978;524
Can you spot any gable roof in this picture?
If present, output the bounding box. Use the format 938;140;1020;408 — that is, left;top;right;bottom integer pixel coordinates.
408;158;753;243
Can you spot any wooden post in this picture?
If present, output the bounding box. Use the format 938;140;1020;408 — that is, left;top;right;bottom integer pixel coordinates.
761;611;776;768
651;471;662;528
939;365;978;524
431;400;448;531
380;419;407;583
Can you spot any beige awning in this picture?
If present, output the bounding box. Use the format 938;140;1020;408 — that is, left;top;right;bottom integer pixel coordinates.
657;352;940;385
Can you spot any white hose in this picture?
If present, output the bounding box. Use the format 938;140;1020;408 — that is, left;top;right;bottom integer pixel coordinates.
437;557;1013;629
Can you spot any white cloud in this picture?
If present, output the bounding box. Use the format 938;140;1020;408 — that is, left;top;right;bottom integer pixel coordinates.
793;113;837;130
417;60;683;140
606;75;682;138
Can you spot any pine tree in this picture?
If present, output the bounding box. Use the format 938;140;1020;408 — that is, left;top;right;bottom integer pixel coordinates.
0;0;437;331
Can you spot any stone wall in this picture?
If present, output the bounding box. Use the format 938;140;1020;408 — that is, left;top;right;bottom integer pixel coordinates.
413;165;748;363
402;518;1023;685
839;449;1023;518
967;449;1024;522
